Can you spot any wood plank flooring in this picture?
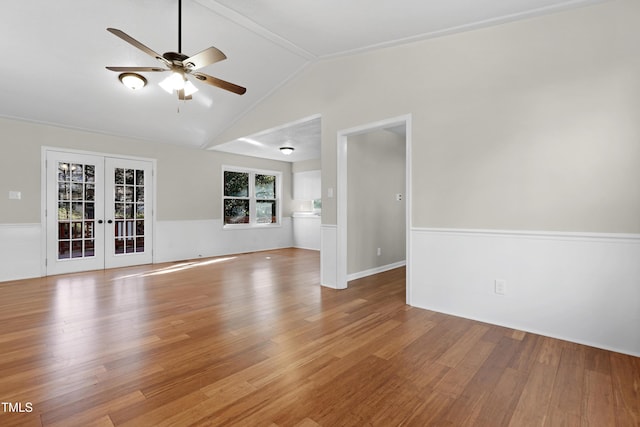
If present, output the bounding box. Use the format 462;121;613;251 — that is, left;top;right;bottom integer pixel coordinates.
0;248;638;426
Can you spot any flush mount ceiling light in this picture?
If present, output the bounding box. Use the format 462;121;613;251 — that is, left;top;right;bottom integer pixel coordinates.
280;146;295;155
118;72;147;90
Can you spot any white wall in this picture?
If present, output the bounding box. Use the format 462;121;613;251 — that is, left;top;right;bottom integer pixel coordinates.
213;0;640;233
411;228;640;356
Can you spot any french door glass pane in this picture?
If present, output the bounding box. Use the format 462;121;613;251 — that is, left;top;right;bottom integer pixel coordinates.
58;183;69;200
56;161;97;260
85;203;95;219
58;163;70;181
59;241;70;259
85;165;95;182
71;183;83;200
113;168;146;255
85;240;95;257
84;222;94;238
72;203;83;219
71;164;83;182
59;223;70;239
85;184;95;201
72;241;83;258
58;202;70;220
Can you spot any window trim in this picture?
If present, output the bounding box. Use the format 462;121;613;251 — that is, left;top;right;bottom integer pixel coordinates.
222;165;282;229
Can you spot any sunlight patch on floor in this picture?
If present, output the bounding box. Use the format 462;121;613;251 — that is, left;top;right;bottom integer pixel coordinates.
112;257;237;280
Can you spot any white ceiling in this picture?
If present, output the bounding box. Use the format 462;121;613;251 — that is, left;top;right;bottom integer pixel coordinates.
211;115;322;163
0;0;602;160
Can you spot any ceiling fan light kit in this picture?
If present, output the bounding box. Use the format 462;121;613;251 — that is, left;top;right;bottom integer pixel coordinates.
106;0;246;102
159;72;199;96
118;73;147;90
280;146;295;155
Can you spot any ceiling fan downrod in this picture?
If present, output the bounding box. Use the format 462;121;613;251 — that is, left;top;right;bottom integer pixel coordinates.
178;0;182;53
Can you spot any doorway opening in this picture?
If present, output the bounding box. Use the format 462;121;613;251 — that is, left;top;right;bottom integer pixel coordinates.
336;115;412;304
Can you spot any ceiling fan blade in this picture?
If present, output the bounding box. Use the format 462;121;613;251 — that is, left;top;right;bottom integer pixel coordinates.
183;47;227;71
106;66;167;72
193;72;246;95
107;28;169;65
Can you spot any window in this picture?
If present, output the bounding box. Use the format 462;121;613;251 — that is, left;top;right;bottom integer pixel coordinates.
223;167;280;227
313;198;322;214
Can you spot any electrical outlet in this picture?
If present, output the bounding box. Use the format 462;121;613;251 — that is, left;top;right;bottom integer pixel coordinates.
495;279;507;295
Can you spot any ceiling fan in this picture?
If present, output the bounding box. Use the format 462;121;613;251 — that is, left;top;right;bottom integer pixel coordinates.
105;0;246;100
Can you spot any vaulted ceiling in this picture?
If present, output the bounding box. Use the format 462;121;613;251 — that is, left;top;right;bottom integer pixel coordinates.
0;0;603;159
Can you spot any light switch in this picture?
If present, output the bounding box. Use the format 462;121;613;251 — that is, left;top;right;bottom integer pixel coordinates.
495;279;507;295
9;191;21;200
327;187;334;198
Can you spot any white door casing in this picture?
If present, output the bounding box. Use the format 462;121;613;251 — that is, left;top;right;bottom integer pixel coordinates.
334;114;412;304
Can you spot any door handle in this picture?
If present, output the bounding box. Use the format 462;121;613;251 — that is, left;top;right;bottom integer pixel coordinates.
98;220;104;224
107;220;113;224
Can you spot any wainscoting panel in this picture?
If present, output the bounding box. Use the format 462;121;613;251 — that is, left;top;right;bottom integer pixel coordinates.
410;228;640;356
0;220;293;283
321;224;338;288
0;223;42;282
154;218;293;263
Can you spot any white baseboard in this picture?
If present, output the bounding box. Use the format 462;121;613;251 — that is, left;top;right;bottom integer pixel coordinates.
293;246;320;252
0;223;42;282
347;261;406;282
410;227;640;357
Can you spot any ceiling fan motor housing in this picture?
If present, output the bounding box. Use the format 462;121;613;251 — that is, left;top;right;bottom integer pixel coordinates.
163;52;190;67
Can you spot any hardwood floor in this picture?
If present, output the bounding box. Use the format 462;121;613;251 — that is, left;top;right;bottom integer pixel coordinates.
0;248;638;426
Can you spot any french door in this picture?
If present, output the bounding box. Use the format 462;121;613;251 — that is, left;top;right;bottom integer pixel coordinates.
46;151;153;275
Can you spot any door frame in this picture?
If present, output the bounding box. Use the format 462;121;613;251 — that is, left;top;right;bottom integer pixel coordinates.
336;114;412;304
40;146;157;277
